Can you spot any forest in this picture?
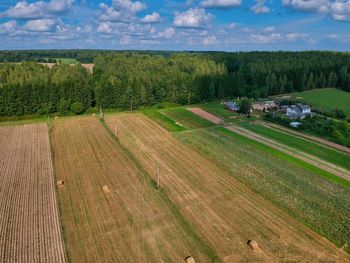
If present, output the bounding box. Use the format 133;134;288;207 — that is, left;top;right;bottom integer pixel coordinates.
0;50;350;117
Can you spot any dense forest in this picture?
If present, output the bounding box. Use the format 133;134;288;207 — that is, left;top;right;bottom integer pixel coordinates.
0;50;350;117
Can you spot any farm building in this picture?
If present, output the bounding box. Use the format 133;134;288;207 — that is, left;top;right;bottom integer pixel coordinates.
286;104;313;119
224;101;240;111
252;100;277;111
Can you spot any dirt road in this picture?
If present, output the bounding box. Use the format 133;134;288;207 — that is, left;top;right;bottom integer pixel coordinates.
187;107;224;124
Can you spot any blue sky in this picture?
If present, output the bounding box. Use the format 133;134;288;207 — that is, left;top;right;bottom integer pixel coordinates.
0;0;349;51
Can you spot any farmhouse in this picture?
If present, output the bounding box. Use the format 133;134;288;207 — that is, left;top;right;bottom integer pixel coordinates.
286;104;313;119
224;101;240;111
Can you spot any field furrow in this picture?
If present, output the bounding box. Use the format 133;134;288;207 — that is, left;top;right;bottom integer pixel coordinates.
0;124;65;263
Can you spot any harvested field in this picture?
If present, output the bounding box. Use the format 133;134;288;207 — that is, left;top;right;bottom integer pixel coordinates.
51;117;217;262
0;124;65;263
106;113;350;262
187;107;224;124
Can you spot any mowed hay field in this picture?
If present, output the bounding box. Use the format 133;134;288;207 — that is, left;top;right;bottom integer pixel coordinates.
0;124;65;263
51;117;218;262
106;113;350;262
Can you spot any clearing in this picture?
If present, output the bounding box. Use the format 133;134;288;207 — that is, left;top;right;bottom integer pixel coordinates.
283;88;350;117
0;124;65;263
51;117;217;262
106;113;350;262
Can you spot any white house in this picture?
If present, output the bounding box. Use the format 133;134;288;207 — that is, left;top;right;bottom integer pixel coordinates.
286;104;312;119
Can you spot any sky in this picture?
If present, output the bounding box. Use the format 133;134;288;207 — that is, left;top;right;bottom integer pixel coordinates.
0;0;349;51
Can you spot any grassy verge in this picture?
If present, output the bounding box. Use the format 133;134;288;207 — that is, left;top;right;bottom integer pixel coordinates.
238;122;350;171
176;128;350;253
161;108;214;129
198;102;238;122
217;127;350;190
142;110;188;132
100;118;222;262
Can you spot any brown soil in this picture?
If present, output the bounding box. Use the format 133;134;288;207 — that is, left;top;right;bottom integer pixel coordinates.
51;117;216;262
0;124;65;263
187;107;224;124
106;113;350;262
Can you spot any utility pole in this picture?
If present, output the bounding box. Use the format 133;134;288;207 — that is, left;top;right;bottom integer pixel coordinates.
99;107;104;120
157;165;160;188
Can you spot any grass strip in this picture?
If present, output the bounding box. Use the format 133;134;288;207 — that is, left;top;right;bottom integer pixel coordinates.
142;110;188;132
216;127;350;190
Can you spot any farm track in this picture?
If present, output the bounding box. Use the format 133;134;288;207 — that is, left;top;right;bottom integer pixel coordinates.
227;125;350;181
187;107;224;124
107;113;350;262
51;117;216;263
0;124;65;263
261;121;350;155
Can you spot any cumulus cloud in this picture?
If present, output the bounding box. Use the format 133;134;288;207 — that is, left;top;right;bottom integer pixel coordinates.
200;0;242;8
98;0;146;22
282;0;329;13
202;35;217;45
174;8;214;28
0;0;74;19
331;0;350;21
140;12;161;23
23;19;57;32
251;0;270;14
156;27;175;39
0;21;17;35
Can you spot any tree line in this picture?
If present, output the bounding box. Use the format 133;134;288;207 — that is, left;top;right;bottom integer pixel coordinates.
0;51;350;117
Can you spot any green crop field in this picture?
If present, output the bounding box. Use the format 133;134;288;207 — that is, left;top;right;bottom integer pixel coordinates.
54;58;78;64
288;88;350;116
238;122;350;171
161;108;215;129
175;127;350;252
142;110;187;132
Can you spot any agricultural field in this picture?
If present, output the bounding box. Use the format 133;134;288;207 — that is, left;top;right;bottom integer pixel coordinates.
0;124;65;263
198;102;240;123
51;117;217;262
286;88;350;117
106;113;350;261
238;122;350;171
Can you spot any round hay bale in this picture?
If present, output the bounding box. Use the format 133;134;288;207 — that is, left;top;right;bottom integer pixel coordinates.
57;180;64;187
55;116;59;119
102;185;110;193
92;113;96;116
247;240;260;252
185;256;195;263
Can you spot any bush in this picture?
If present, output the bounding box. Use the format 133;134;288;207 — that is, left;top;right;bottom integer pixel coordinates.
70;102;85;115
238;99;252;115
58;99;70;115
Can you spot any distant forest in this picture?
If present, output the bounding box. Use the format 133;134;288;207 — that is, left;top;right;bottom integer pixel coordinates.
0;50;350;117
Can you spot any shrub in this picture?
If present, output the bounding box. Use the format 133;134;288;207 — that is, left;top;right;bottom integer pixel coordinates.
70;102;85;115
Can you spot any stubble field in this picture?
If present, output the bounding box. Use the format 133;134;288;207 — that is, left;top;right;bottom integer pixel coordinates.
106;113;350;262
51;117;218;262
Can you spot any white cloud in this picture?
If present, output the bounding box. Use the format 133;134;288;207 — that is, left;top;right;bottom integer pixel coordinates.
98;0;146;22
200;0;242;8
23;19;57;32
282;0;329;13
229;22;237;29
157;27;175;39
140;12;161;23
251;0;270;14
0;0;74;19
202;35;217;45
174;8;214;28
331;0;350;21
0;21;17;35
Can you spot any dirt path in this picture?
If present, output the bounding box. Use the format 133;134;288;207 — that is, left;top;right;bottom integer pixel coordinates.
262;121;350;155
107;113;350;263
51;117;217;262
0;124;65;263
227;125;350;181
187;107;224;124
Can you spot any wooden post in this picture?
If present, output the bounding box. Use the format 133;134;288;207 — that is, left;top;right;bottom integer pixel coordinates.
157;165;160;188
99;107;104;120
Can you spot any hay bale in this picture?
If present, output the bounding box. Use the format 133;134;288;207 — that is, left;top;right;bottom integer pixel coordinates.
55;116;59;119
57;180;64;188
247;240;260;252
92;113;96;116
102;185;110;193
185;256;195;263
